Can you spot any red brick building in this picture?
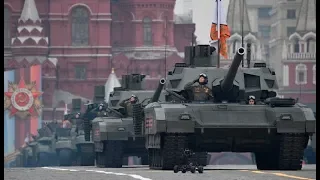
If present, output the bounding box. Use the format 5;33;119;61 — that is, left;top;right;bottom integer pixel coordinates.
269;0;316;110
4;0;195;122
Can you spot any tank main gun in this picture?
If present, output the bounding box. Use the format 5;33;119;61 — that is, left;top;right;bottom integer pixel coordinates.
151;78;166;103
212;47;245;102
221;47;245;92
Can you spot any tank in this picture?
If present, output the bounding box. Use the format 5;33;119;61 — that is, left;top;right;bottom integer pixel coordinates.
70;98;95;166
136;45;316;170
35;123;59;166
55;110;77;166
88;74;167;168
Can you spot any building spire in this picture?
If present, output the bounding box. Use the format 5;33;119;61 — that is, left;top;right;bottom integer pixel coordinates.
296;0;316;33
227;0;252;34
19;0;40;23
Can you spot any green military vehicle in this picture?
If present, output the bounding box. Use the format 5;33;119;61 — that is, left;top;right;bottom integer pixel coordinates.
132;45;316;170
84;74;167;168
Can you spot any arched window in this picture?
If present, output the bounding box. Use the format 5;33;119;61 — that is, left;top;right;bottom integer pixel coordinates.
307;38;316;53
295;64;307;85
143;17;152;45
313;65;316;84
293;39;300;53
232;40;239;53
71;7;89;46
4;7;11;46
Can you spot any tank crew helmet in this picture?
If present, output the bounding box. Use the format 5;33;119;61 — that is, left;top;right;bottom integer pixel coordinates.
75;112;81;118
98;102;105;110
248;95;256;104
129;94;138;103
198;73;208;85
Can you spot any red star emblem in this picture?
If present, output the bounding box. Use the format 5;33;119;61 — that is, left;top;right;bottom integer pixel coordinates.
4;77;43;117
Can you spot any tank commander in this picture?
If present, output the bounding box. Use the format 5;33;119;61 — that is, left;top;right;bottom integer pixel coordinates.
96;102;108;117
119;94;139;116
184;73;213;101
248;95;256;105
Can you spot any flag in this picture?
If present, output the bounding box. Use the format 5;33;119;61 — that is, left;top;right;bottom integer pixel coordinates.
210;0;230;59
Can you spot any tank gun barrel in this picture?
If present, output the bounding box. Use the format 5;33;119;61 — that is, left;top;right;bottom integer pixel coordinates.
151;78;166;103
221;47;245;91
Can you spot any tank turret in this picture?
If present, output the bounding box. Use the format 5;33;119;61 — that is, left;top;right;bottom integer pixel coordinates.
184;45;216;67
212;47;245;102
120;74;146;90
151;78;166;103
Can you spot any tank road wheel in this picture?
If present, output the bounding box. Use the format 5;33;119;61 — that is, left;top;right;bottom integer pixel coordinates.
190;152;209;166
58;149;74;166
132;104;144;136
256;133;308;170
149;134;188;170
97;140;124;168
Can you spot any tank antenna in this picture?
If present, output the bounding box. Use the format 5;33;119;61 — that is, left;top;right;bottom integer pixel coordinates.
216;0;221;68
164;16;168;80
241;0;245;67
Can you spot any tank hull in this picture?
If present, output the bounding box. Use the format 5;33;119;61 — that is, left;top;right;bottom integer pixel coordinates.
143;102;315;170
91;117;148;167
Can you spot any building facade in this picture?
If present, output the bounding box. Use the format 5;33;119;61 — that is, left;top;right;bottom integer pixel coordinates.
4;0;195;123
269;0;316;109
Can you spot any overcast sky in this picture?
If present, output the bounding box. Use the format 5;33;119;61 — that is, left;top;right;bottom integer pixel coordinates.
175;0;230;44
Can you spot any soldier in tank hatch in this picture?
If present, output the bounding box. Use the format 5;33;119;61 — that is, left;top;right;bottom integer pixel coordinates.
120;94;139;117
248;95;256;105
184;73;214;101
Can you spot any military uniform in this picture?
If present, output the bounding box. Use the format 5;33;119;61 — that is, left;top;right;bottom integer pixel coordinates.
184;73;213;101
120;100;133;117
119;95;138;117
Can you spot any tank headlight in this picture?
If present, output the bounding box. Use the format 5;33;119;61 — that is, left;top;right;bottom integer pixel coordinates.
118;127;125;131
280;114;292;120
180;114;191;120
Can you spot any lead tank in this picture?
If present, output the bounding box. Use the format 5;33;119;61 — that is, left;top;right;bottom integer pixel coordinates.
89;74;166;168
138;45;316;170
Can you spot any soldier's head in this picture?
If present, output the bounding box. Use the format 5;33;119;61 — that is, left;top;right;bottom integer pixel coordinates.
75;112;81;119
198;73;208;85
98;103;105;111
129;94;138;104
248;95;256;105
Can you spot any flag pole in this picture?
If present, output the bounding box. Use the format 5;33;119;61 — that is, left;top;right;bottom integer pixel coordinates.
241;0;244;67
216;0;220;68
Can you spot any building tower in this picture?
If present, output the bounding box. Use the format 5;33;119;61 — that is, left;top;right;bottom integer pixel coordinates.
8;0;49;69
111;0;182;89
224;0;263;67
278;0;316;108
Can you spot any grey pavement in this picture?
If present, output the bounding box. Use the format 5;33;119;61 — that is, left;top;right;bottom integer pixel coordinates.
4;165;316;180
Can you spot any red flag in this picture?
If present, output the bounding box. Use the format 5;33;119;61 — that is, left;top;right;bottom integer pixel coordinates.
210;0;230;59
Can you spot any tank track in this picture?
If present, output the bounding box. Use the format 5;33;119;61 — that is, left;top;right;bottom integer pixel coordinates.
84;118;91;141
96;140;124;168
132;104;143;135
149;134;187;170
256;133;308;170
